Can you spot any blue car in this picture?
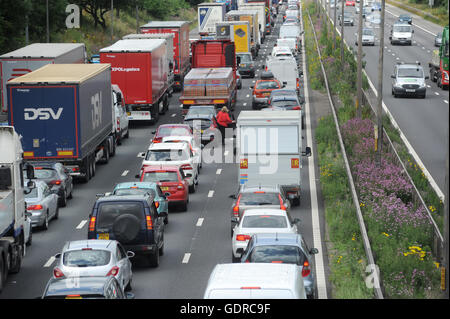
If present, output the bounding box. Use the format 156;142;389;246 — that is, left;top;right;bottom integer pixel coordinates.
111;182;169;224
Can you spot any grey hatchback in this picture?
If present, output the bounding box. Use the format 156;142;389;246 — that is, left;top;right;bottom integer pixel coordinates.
239;233;319;299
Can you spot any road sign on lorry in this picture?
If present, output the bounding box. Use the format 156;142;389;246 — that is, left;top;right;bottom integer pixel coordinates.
0;43;86;114
236;110;311;205
198;2;227;35
140;21;191;91
216;21;251;54
100;39;170;123
7;64;114;183
238;2;268;40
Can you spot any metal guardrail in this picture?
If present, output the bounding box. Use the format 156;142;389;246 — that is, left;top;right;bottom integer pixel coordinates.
305;7;384;299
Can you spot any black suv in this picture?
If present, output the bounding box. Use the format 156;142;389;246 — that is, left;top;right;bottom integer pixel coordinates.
87;194;166;267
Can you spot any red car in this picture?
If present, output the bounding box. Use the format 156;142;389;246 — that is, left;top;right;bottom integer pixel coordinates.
140;165;189;211
345;0;356;6
151;124;193;143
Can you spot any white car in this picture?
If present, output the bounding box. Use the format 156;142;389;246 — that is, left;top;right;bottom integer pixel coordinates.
112;84;129;145
141;142;199;193
53;240;134;291
231;209;300;262
270;46;294;59
161;135;203;171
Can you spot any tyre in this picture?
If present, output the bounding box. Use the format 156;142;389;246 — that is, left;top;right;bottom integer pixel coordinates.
159;239;164;256
151;104;160;124
41;212;49;230
81;157;91;183
102;143;110;164
59;190;67;207
54;206;59;220
124;128;129;139
158;99;165;115
91;156;96;177
26;230;32;246
232;254;240;263
163;94;169;113
125;278;132;292
164;214;169;225
148;250;160;268
8;243;22;274
180;200;188;212
189;181;196;193
68;186;73;200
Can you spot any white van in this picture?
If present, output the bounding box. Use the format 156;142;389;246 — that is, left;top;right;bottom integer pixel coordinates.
390;22;413;45
265;55;300;94
203;263;307;299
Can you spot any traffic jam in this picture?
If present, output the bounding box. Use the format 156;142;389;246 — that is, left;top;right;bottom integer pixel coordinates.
3;0;446;301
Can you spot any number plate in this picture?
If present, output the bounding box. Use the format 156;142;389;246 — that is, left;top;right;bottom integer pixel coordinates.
161;187;169;191
405;89;415;92
127;112;131;116
97;233;109;240
65;295;82;299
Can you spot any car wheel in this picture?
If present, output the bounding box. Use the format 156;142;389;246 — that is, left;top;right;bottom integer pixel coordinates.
54;206;59;220
421;93;426;99
41;212;49;230
125;278;132;292
67;186;73;199
164;214;169;225
232;254;240;263
159;238;164;256
59;190;67;207
148;250;160;268
124;128;130;139
26;229;32;246
189;181;196;193
180;200;188;212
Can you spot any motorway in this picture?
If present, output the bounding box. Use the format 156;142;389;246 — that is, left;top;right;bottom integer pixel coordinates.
0;12;331;299
327;1;449;197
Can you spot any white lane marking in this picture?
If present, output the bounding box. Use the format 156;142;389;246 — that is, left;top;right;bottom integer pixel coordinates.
444;100;448;104
43;256;56;268
388;49;391;52
121;170;129;176
396;57;400;60
385;7;437;36
246;94;250;98
76;220;87;229
301;12;327;299
224;150;229;156
422;46;426;50
216;168;222;175
171;113;176;117
427;85;431;88
182;253;191;264
434;92;440;96
179;104;183;108
208;190;214;198
196;218;204;227
252;80;256;83
243;102;247;106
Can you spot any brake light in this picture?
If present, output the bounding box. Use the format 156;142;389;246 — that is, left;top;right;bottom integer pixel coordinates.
72;167;80;172
181;164;193;170
279;194;287;211
152;137;162;143
241;286;261;289
106;266;120;277
155;201;159;208
88;216;96;231
254;191;265;194
53;267;65;278
292;106;301;110
233;195;241;216
50;180;62;185
236;234;251;241
146;215;153;230
297;78;300;89
27;205;43;211
302;260;311;277
177;183;184;190
271;261;283;263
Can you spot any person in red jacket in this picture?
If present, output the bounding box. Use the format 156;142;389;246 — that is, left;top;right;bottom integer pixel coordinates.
216;106;235;145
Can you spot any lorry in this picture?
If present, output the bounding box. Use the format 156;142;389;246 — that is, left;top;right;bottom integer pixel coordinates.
198;2;227;35
179;40;238;114
7;64;115;183
236;110;311;205
0;126;34;292
215;21;251;54
226;10;261;57
140;21;191;91
215;0;238;11
0;43;86;114
429;25;449;90
238;2;268;42
100;39;170;123
122;33;175;97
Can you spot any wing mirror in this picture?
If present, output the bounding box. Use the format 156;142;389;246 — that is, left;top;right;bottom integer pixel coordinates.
293;218;301;225
310;248;319;255
229;194;237;199
391;74;396;78
127;251;135;258
235;248;244;258
302;146;311;157
54;253;61;259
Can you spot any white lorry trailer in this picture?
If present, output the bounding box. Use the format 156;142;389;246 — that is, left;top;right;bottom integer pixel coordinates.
236;110;310;205
0;126;33;293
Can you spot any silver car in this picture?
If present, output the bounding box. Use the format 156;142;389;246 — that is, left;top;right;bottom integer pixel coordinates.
391;62;429;98
355;28;375;46
435;32;442;47
53;240;135;291
339;12;354;26
24;180;59;230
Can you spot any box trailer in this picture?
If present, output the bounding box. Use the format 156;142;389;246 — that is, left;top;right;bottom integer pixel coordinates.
100;39;169;123
236;110;311;205
140;21;191;91
226;10;261;57
198;2;227;35
238;2;268;40
7;64;115;183
216;21;251;54
0;43;86;113
122;33;175;96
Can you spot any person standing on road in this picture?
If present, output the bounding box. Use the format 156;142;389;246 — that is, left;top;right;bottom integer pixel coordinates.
216;106;235;145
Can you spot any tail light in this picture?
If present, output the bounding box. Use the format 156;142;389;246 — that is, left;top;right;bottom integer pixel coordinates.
181;164;193;170
177;183;185;190
302;260;311;277
49;180;62;186
72;167;80;172
106;266;120;277
279;194;287;211
232;195;241;216
155;201;159;208
116;119;120;132
27;205;43;211
53;267;65;278
292;106;301;110
146;215;153;230
296;78;300;89
236;234;251;241
241;286;261;289
152;137;162;143
88;216;96;231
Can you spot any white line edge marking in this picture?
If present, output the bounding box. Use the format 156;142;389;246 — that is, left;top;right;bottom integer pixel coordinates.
302;10;328;300
196;218;204;227
444;100;448;104
182;253;191;264
171;113;176;117
216;168;222;175
43;256;56;268
207;190;214;197
76;220;88;229
121;170;129;176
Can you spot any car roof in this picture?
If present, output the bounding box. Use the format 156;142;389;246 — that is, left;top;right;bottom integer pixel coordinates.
149;142;188;150
141;165;180;172
241;184;281;191
158;123;190;129
63;239;116;251
44;277;112;297
252;233;303;246
242;209;287;216
162;136;192;142
95;194;151;203
397;63;422;69
114;181;159;189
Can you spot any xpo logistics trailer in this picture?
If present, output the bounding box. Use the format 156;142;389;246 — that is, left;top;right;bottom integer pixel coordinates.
0;43;86;114
198;2;227;36
0;126;33;293
215;21;251;54
140;21;191;91
7;64;115;183
122;33;175;96
236;110;311;206
226;10;261;58
100;39;170;124
179;39;238;115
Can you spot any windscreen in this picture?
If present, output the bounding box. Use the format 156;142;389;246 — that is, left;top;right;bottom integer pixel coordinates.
238;54;252;63
63;250;111;267
393;25;411;32
280;26;299;38
398;67;424;78
240;192;280;205
240;125;299;154
363;29;374;36
142;171;179;183
97;202;144;229
24;168;57;179
113;188;156;197
242;215;288;228
255;81;280;89
157;127;190;137
248;245;306;265
145;149;189;161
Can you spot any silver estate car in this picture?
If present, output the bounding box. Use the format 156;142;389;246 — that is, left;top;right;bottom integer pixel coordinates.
53;240;135;291
24;180;59;230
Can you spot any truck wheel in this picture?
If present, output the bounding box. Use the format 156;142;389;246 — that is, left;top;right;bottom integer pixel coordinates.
111;138;117;156
163;94;169;113
151;104;159;124
0;248;7;293
9;242;23;274
102;143;110;164
148;250;160;268
158;99;165;115
91;156;96;177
